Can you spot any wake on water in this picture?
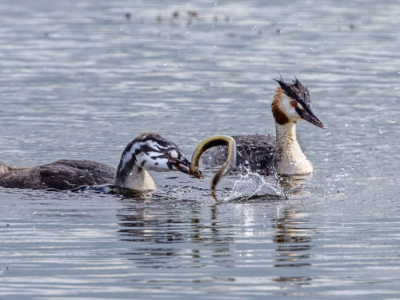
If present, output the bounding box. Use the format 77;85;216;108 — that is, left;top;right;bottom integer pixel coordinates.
68;169;287;202
224;171;286;202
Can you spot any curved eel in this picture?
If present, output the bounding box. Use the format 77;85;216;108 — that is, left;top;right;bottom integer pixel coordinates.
190;135;237;201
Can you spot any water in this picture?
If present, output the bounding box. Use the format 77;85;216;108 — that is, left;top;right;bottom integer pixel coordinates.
1;0;400;298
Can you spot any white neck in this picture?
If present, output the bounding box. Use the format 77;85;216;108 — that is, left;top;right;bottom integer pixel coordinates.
114;165;156;191
273;122;314;175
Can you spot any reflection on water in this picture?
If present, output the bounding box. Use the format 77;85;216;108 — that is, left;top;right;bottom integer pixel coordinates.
273;207;313;288
117;202;234;269
115;199;316;291
273;210;312;268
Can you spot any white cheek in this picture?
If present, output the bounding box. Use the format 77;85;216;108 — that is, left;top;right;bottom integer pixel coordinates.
281;96;299;119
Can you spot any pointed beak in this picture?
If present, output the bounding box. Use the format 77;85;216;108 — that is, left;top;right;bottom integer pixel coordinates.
296;106;324;129
169;157;203;178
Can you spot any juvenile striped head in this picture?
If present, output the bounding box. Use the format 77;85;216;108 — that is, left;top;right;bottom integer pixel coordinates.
116;132;192;176
272;77;324;129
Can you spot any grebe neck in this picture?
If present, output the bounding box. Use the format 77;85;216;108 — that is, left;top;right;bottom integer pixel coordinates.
114;164;156;191
114;147;156;191
273;121;314;175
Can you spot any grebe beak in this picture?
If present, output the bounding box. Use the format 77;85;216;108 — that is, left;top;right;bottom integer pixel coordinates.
169;157;193;176
190;135;237;201
296;105;324;129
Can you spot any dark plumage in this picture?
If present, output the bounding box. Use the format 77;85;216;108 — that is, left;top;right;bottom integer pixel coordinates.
276;77;311;107
0;160;116;190
201;134;275;175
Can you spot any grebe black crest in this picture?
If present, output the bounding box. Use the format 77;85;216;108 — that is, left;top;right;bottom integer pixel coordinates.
0;132;196;192
274;77;324;129
194;77;325;177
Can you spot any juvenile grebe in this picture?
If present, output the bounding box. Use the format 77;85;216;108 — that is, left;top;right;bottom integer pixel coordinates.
0;132;194;191
194;78;324;176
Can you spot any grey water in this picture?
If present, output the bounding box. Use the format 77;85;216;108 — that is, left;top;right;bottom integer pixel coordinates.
0;0;400;299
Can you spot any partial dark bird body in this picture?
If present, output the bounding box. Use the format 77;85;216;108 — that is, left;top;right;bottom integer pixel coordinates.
201;134;275;175
0;160;116;190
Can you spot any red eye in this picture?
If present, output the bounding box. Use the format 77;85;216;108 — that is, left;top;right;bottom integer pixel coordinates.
291;101;297;107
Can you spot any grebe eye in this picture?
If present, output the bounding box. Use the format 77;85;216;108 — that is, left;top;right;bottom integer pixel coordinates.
291;101;297;107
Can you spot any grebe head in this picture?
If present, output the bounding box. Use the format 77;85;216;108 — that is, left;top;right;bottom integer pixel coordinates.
118;132;192;176
272;77;324;129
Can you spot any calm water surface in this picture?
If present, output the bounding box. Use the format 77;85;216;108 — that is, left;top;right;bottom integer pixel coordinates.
0;0;400;299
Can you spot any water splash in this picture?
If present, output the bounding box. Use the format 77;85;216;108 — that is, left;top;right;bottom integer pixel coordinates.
224;172;286;201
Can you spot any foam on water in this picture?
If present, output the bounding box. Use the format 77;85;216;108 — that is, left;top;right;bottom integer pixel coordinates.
224;172;286;201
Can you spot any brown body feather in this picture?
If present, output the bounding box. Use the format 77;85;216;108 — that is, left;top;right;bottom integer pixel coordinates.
0;160;116;190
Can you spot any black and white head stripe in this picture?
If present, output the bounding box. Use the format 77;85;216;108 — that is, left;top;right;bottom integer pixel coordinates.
116;132;191;176
275;77;311;108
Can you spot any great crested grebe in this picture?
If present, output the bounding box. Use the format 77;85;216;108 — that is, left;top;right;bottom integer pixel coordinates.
0;132;195;191
192;78;324;178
